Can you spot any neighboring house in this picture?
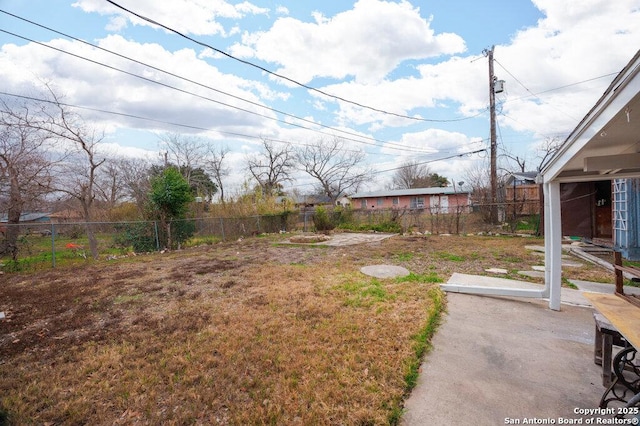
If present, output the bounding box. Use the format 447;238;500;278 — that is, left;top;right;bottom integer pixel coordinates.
504;172;541;216
335;195;350;207
0;212;52;224
49;209;84;223
0;212;52;235
292;193;347;209
349;187;472;213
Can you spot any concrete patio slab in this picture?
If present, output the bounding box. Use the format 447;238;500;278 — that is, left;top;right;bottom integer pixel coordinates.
485;268;508;274
360;264;410;279
570;279;640;296
518;270;546;279
321;232;396;246
443;273;592;306
401;293;604;425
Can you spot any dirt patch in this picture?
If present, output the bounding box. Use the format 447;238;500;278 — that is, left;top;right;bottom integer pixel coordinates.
0;234;613;424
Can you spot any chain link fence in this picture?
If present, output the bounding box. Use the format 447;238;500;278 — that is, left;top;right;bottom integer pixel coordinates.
0;203;540;272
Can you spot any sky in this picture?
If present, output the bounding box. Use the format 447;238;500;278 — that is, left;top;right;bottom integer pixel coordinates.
1;0;639;197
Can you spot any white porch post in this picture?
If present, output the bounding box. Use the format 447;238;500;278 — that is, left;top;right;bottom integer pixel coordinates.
545;181;562;311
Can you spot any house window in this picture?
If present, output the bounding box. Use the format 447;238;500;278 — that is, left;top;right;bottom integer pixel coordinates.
377;198;384;207
392;197;399;206
430;195;449;214
410;197;425;209
360;199;367;209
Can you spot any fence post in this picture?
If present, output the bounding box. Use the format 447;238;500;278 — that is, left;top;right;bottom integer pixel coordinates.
256;215;261;234
51;223;56;268
154;221;160;251
220;217;225;241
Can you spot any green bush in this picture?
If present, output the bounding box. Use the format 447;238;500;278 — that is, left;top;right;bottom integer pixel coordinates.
170;219;196;249
114;222;157;253
313;206;335;232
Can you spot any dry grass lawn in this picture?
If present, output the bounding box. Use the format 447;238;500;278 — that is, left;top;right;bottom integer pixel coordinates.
0;234;614;425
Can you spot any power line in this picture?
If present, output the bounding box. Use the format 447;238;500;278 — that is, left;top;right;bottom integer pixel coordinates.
502;72;618;103
1;10;405;150
373;148;487;175
1;90;464;160
0;28;443;155
105;0;478;124
494;58;579;122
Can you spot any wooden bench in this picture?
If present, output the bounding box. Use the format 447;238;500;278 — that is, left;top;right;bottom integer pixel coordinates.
594;312;626;386
585;293;640;389
614;251;640;302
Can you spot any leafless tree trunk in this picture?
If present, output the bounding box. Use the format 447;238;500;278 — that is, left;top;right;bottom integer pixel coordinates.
246;138;295;197
159;133;205;185
44;87;104;259
0;96;55;260
297;137;372;201
502;137;562;174
205;144;230;203
391;160;435;189
94;158;127;209
118;157;152;215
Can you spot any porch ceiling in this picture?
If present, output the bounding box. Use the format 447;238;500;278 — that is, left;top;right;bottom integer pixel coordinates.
542;50;640;184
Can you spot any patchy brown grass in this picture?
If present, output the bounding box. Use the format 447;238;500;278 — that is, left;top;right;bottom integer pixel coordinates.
0;234;612;424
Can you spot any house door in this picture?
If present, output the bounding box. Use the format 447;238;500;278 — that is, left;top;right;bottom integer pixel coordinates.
595;181;612;239
430;196;449;213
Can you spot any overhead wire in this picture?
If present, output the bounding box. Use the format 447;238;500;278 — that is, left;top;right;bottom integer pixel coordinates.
0;9;418;151
372;148;487;175
5;90;475;162
502;72;618;104
104;0;479;124
494;58;579;122
0;28;445;155
0;90;406;157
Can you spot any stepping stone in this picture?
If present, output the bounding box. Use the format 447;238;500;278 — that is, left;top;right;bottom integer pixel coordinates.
518;270;545;278
485;268;508;274
532;265;546;272
360;265;410;279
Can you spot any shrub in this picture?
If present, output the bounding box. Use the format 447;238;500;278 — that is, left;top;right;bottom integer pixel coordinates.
313;206;335;232
169;219;196;249
113;222;157;253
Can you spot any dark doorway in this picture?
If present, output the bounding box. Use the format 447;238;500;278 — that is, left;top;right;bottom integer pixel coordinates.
594;181;612;239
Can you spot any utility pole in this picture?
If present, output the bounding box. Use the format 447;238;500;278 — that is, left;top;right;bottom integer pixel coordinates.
484;45;498;224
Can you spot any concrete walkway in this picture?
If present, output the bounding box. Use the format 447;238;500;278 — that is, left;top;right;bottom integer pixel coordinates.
401;293;604;425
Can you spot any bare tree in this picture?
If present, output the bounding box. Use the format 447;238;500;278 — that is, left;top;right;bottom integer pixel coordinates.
246;138;295;196
0;96;55;259
536;137;562;170
159;133;205;185
391;160;448;189
44;88;104;259
94;158;126;209
205;144;230;203
297;137;372;200
502;137;562;173
115;157;152;215
393;160;430;189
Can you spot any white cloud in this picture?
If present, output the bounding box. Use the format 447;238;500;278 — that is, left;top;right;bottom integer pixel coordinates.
72;0;268;36
0;35;284;144
231;0;466;84
275;6;290;16
308;0;640;142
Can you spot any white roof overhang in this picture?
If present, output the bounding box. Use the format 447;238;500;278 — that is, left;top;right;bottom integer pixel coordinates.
541;50;640;184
